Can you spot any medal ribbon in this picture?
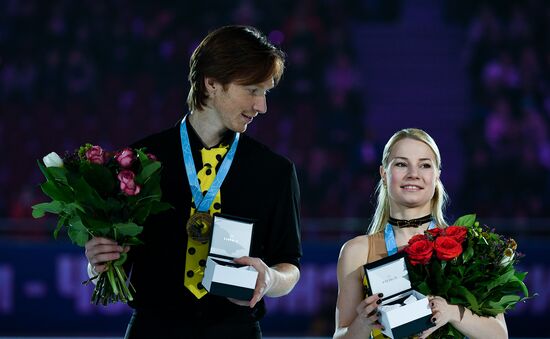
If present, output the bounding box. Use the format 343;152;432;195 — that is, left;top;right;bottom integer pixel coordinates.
180;115;239;212
384;220;435;255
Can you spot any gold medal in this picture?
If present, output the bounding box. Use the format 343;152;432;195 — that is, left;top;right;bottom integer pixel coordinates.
186;211;213;243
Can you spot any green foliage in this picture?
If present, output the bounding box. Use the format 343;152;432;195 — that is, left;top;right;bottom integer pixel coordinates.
32;146;172;305
406;214;534;338
32;146;170;246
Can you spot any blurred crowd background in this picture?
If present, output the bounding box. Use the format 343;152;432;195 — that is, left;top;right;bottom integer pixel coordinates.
1;0;550;337
2;0;550;224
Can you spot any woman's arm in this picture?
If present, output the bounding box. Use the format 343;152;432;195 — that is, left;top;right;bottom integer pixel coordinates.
333;237;384;339
420;296;508;339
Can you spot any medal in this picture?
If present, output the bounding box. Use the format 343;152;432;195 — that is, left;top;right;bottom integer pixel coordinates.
186;211;213;243
180;115;240;242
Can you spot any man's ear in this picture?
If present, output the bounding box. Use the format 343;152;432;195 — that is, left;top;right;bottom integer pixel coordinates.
204;77;218;95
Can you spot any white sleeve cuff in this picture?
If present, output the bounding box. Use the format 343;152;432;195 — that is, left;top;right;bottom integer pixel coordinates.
87;262;99;285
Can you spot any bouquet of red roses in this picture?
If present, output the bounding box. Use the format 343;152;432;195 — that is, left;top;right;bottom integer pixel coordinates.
32;144;171;305
404;214;531;338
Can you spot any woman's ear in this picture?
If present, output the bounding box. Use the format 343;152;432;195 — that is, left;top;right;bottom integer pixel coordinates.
379;165;387;186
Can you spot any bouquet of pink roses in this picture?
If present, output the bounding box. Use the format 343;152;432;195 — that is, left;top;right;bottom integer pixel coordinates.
403;214;532;338
32;144;170;305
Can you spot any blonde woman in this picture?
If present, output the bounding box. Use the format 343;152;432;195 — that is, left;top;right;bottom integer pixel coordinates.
333;128;507;339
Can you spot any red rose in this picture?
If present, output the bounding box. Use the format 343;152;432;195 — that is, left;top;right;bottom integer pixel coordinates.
408;234;428;245
85;145;105;164
115;148;135;168
404;239;434;265
117;170;141;196
434;236;463;261
443;226;467;243
147;153;158;161
427;227;442;238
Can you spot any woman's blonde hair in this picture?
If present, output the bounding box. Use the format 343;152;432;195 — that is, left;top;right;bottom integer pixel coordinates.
367;128;448;234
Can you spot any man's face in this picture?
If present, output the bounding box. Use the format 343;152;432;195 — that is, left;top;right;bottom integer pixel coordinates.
209;78;274;133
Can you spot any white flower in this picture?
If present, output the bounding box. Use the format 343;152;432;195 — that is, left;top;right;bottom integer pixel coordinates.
500;248;515;267
43;152;64;168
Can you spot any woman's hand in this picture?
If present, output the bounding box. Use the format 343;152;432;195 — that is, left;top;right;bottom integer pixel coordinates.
419;295;459;339
355;293;385;331
84;237;129;273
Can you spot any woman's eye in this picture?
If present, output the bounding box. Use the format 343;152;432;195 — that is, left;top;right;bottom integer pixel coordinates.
420;163;432;168
395;162;407;167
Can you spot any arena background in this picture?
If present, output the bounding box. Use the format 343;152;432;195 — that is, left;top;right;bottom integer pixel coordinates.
1;0;549;337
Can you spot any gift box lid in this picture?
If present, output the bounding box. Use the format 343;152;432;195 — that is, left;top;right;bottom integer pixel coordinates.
209;214;254;260
363;252;412;301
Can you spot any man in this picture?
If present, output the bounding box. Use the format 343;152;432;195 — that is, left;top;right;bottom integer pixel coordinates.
84;25;302;338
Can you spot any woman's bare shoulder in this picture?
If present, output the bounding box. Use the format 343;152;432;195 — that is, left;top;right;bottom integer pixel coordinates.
339;234;370;261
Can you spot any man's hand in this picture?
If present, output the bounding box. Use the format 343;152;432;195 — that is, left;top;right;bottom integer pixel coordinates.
84;237;129;273
227;256;273;308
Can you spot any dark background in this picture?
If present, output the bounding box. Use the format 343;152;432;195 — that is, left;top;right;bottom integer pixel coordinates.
1;0;549;337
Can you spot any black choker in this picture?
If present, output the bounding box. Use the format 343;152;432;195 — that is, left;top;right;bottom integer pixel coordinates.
388;214;433;228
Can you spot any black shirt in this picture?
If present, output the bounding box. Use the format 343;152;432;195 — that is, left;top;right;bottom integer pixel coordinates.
127;120;302;324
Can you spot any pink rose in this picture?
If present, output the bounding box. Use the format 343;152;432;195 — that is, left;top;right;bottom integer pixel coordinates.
147;153;158;161
117;170;141;196
115;148;135;168
86;146;105;164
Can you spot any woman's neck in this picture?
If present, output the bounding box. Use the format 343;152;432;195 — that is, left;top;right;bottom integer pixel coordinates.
393;221;431;247
389;205;431;221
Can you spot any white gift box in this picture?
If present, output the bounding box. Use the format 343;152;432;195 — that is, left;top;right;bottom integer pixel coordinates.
202;214;258;300
363;252;434;339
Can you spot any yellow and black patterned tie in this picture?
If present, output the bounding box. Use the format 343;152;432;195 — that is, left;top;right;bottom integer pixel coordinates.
184;144;228;298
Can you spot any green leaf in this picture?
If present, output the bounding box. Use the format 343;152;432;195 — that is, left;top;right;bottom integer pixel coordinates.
136;161;161;184
67;217;90;246
510;274;529;297
416;281;431;295
53;216;67;239
47;166;69;185
124;236;143;246
113;222;143;237
453;214;476;227
40;180;73;202
486;269;514;291
462;242;474;263
136;149;153;167
85;218;113;237
37;160;55;181
71;177;107;212
31;201;65;218
80;162;116;196
149;201;173;214
113;252;128;266
132;204;151;225
453;286;479;313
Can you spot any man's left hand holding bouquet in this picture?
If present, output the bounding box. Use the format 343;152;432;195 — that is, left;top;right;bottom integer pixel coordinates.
32;144;171;305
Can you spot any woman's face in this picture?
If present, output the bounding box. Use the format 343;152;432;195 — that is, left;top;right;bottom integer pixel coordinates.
381;138;439;214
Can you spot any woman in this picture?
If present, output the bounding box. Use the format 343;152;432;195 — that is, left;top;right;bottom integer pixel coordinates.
333;128;507;338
